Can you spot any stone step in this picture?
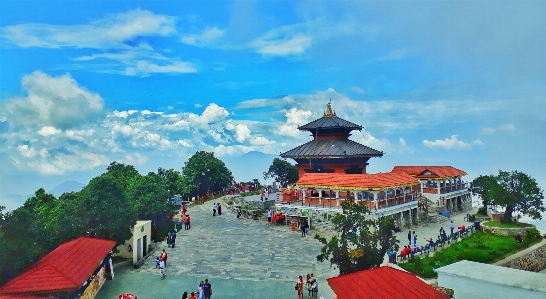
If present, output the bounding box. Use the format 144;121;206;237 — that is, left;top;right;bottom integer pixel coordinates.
428;213;450;224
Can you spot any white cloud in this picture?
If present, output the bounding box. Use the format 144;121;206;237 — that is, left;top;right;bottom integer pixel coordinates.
352;130;391;152
482;123;517;134
472;139;486;147
250;32;312;56
124;60;196;77
1;8;177;49
397;138;414;154
38;126;61;136
277;107;313;137
5;71;104;130
423;135;472;150
351;87;366;94
250;136;275;146
213;144;255;157
177;139;193;147
181;27;225;47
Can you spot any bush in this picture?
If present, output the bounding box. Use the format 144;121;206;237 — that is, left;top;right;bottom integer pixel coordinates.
477;206;488;215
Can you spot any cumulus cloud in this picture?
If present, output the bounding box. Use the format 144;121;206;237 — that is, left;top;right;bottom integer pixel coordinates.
423;135;473;150
277;107;313;137
14;144;109;175
38;126;61;136
397;138;415;154
5;71;104;130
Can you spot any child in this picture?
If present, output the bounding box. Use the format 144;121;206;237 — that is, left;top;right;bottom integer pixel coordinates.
155;256;160;268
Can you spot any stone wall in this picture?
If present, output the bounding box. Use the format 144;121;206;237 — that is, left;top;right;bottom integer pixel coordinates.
230;197;275;211
498;242;546;272
482;224;534;236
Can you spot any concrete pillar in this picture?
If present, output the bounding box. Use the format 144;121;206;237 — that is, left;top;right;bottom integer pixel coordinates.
318;189;323;205
335;190;339;206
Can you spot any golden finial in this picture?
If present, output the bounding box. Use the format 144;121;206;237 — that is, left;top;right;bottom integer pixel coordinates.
323;99;336;117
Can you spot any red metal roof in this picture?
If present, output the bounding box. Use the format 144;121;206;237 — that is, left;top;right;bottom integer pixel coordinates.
296;172;418;190
327;266;448;299
391;166;466;179
0;237;115;295
0;296;54;299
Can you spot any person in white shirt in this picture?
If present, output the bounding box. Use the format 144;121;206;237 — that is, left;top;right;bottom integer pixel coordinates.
213;203;217;216
159;260;166;279
450;220;455;235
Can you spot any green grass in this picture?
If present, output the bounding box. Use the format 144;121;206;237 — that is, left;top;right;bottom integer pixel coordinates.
398;231;542;278
482;221;533;228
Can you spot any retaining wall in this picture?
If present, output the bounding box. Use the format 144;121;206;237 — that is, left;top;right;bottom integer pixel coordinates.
482;224;534;236
498;242;546;272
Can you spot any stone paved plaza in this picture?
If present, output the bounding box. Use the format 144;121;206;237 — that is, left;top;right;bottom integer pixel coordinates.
97;194;480;299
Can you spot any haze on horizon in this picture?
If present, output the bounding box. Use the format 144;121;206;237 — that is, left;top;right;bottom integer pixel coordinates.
1;1;545;211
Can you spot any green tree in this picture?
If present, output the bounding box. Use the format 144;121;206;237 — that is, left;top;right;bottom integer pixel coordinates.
180;151;234;198
65;173;137;244
314;199;399;274
106;161;141;190
127;172;178;225
471;170;545;223
263;158;299;188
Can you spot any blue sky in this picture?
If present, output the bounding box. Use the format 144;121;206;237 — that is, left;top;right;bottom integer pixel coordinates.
1;1;545;210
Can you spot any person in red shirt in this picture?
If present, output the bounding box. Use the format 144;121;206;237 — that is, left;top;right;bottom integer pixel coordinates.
188;292;196;299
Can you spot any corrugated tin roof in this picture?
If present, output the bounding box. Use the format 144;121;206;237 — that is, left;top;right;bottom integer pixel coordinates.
0;237;116;295
391;166;466;179
298;116;362;131
296;172;419;190
327;266;449;299
281;139;383;158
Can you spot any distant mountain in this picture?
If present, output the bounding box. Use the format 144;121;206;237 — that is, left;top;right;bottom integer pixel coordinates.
221;151;279;183
48;180;85;197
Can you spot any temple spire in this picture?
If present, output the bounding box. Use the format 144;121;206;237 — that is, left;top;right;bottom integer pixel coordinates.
323;99;336;117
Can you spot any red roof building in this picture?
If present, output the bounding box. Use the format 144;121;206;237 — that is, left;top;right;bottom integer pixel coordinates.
392;166;472;215
327;266;448;299
0;237;116;298
391;166;466;179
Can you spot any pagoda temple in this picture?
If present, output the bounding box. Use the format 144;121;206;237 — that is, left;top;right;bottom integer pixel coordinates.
280;100;384;177
276;101;472;228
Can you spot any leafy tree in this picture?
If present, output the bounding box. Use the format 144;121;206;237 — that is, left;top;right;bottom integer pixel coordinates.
65;173;137;244
263;158;299;188
315;199;399;274
181;151;234;198
471;170;545;223
126;172;178;225
106;161;141;190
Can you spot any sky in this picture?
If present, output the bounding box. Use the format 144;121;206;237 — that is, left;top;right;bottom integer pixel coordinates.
1;0;545;210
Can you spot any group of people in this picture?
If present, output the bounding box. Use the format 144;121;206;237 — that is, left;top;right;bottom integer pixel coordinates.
267;209;286;225
295;273;318;298
180;279;212;299
179;205;191;230
212;203;222;216
167;230;177;248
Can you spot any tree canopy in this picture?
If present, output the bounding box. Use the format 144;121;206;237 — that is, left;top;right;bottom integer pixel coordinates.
315;198;399;275
471;170;545;223
263;158;299;187
181;151;234;197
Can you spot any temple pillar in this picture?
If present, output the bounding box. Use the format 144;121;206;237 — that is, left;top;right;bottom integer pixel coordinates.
318;189;323;205
335;190;339;206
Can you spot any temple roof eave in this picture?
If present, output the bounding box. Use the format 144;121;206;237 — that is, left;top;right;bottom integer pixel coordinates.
281;154;383;159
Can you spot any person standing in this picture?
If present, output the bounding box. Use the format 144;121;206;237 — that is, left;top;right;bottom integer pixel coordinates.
407;230;412;246
296;275;304;298
267;209;272;224
185;214;191;230
171;230;177;248
160;249;168;267
306;274;313;298
203;279;212;299
158;259;165;279
450;220;455;235
413;231;417;246
197;281;204;299
212;203;217;216
217;203;222;215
